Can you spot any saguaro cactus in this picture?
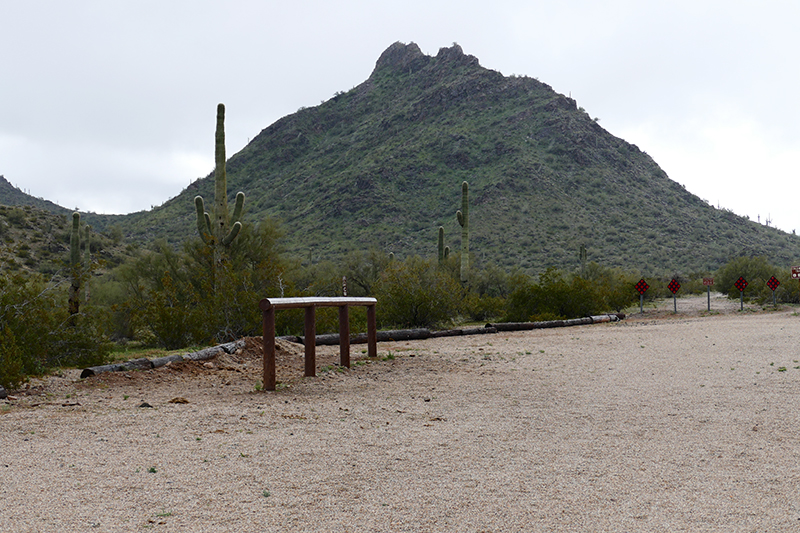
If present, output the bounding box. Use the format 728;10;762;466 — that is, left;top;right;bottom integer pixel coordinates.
456;181;469;282
68;212;81;316
438;226;448;264
195;103;245;248
84;224;92;302
579;244;587;277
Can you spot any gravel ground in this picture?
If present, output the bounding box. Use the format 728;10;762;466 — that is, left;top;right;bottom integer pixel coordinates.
2;295;800;532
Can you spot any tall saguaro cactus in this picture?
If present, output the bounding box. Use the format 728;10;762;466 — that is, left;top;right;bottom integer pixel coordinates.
195;103;245;249
68;212;81;317
456;181;469;282
84;224;92;302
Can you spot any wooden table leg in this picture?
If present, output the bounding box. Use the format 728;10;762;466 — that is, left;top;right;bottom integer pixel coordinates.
367;304;377;359
304;306;316;377
262;307;276;391
339;305;350;368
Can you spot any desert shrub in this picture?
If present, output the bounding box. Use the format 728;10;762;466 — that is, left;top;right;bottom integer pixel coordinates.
715;256;784;302
117;219;291;348
505;265;637;322
374;256;464;328
0;271;110;389
463;292;506;322
0;327;24;390
469;263;514;298
6;207;26;228
582;262;639;312
340;249;392;297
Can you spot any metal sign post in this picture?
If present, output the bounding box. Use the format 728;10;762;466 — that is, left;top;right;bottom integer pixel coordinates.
635;279;649;314
734;276;748;311
703;278;714;311
767;276;780;307
668;279;681;313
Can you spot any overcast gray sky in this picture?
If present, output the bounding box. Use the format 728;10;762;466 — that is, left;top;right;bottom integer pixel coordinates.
2;0;799;235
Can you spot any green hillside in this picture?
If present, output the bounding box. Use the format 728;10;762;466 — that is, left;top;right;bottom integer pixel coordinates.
3;42;800;275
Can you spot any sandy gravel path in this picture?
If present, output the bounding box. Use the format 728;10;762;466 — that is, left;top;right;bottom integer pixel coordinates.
2;296;800;531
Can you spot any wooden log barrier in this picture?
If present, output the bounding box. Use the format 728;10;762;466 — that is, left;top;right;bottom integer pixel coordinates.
259;297;378;391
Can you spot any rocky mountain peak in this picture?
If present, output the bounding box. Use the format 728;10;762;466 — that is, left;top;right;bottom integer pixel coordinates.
372;41;429;76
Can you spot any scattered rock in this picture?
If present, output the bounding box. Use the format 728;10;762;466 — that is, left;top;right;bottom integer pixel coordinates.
0;386;7;399
138;402;153;408
168;397;189;404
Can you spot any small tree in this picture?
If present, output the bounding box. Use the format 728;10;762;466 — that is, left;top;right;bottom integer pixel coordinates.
375;256;464;328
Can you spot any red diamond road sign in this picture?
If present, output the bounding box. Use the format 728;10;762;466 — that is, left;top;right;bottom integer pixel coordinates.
635;279;649;294
734;276;748;292
767;276;780;291
668;279;681;294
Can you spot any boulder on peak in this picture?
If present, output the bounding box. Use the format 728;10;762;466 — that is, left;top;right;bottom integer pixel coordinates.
435;43;479;67
372;41;429;75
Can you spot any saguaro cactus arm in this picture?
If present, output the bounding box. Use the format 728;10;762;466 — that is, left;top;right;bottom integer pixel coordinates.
195;196;213;244
70;212;81;268
456;181;469;282
438;226;445;263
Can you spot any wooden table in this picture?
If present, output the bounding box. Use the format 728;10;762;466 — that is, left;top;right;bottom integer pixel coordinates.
258;297;377;391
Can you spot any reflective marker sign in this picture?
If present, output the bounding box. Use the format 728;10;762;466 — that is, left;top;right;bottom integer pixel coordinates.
767;276;780;291
635;279;649;295
668;279;681;294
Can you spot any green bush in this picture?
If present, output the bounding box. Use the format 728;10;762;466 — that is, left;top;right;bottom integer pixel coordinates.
713;255;797;303
505;265;637;322
116;219;292;348
0;327;24;391
715;256;775;297
0;271;110;390
374;256;464;328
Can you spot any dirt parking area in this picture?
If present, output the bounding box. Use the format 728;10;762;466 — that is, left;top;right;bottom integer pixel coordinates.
2;295;800;532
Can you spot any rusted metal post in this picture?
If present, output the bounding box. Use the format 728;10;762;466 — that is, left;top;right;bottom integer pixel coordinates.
338;305;350;368
367;303;377;359
259;299;276;391
304;305;316;377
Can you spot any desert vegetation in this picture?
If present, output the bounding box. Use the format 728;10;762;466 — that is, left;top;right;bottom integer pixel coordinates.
4;44;800;390
3;195;798;391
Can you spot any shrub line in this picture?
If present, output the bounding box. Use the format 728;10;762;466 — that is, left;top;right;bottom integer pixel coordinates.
77;315;623;380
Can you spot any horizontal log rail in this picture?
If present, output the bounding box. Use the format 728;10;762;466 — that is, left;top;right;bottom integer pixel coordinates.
259;297;377;391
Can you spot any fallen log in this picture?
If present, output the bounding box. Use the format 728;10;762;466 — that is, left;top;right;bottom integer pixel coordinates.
80;363;126;378
182;346;224;361
430;329;463;338
304;328;432;346
487;314;619;332
80;339;247;378
150;354;184;368
461;326;498;335
431;327;498;338
590;314;620;324
120;358;154;371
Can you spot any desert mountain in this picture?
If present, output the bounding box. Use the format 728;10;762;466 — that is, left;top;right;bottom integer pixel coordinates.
3;42;799;275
